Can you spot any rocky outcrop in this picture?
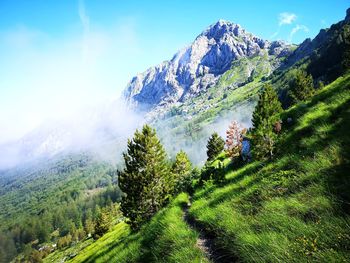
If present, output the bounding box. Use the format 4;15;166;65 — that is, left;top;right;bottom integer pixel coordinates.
123;20;292;112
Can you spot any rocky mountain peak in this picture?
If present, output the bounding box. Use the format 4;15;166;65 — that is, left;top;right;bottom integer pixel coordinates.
123;20;293;112
200;20;244;40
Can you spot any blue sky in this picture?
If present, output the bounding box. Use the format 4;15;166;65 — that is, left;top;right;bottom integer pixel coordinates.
0;0;349;143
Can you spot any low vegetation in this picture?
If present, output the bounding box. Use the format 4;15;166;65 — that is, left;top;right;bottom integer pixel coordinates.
65;193;208;263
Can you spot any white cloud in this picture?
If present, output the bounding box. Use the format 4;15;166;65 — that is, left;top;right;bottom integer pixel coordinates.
279;12;297;26
289;24;309;42
271;12;297;39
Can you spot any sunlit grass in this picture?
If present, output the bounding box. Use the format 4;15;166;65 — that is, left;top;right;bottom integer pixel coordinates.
56;193;209;263
189;74;350;262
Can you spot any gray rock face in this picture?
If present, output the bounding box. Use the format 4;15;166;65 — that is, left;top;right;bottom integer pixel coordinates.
123;20;291;111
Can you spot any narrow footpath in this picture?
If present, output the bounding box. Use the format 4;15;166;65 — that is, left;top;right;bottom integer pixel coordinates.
182;197;237;263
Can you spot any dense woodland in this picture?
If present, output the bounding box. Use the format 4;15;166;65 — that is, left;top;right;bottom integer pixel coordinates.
0;155;123;262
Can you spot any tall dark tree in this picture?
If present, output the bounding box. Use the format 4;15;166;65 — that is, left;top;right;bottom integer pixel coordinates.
172;150;192;193
93;208;111;239
118;125;171;230
251;84;282;159
206;133;225;161
289;69;314;103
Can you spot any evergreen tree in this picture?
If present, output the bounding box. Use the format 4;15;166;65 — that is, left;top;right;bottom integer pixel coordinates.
93;209;111;239
172;150;192;193
289;69;314;103
206;132;225;161
251;84;282;159
118;125;171;230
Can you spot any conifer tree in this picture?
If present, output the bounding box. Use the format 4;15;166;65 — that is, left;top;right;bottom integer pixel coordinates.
206;132;225;161
289;69;314;103
251;84;282;159
172;150;192;193
118;125;170;230
93;208;111;239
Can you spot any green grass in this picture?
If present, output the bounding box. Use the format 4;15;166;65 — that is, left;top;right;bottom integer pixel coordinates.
43;237;95;263
50;193;209;263
53;74;350;263
189;74;350;262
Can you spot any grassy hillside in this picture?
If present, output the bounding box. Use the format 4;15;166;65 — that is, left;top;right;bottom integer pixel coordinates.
49;193;208;263
59;73;350;262
189;74;350;261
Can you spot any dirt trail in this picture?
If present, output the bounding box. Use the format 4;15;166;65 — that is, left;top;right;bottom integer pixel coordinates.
182;198;237;263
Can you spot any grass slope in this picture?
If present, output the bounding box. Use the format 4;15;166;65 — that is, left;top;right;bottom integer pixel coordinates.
54;74;350;262
189;74;350;262
58;193;208;263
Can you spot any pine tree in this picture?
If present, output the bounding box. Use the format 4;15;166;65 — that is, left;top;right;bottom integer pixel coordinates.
172;150;192;193
93;209;111;239
206;132;225;161
118;125;171;230
251;84;282;159
289;69;314;103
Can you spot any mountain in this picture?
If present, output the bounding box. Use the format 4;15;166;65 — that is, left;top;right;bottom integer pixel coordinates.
120;11;350;165
283;10;350;82
2;8;350;263
123;20;294;113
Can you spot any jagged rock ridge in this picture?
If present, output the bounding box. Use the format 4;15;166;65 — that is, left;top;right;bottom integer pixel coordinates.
123;20;292;111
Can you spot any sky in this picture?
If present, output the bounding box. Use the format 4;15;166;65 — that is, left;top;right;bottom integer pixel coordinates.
0;0;348;144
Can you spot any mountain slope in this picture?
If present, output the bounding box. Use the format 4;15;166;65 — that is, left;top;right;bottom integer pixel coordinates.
123;20;293;112
60;73;350;262
189;73;350;261
44;193;209;263
145;10;350;165
286;8;350;80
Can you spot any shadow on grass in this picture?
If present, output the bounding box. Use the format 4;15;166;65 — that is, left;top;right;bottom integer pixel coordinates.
184;201;239;263
80;231;141;263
